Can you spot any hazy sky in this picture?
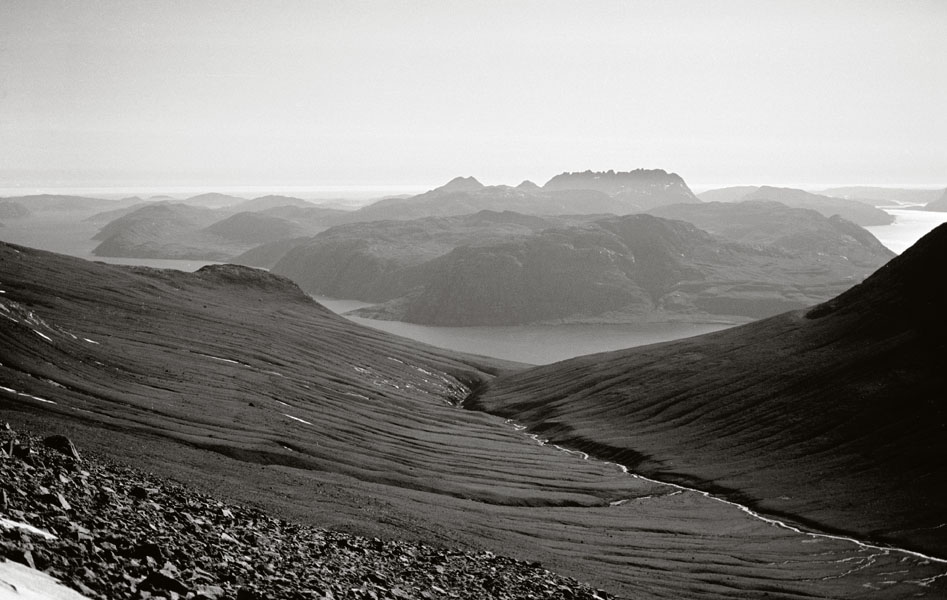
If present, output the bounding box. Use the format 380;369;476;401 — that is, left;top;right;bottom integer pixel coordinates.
2;0;945;191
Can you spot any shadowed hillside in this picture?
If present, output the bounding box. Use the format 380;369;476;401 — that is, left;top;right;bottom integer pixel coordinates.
468;224;947;557
3;242;945;598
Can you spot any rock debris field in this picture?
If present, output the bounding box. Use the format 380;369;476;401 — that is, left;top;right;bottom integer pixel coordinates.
0;425;611;600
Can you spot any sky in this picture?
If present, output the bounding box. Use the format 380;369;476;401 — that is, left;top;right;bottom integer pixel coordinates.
1;0;945;193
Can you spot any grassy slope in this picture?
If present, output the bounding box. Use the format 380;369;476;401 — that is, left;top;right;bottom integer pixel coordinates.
469;225;947;558
2;242;945;599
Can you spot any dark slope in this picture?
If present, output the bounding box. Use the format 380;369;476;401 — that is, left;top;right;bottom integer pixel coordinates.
4;243;945;598
468;224;947;557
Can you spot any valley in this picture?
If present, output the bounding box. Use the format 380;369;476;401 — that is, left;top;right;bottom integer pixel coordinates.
2;238;946;598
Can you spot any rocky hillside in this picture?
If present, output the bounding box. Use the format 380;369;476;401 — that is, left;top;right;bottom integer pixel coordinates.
0;425;611;600
467;224;947;558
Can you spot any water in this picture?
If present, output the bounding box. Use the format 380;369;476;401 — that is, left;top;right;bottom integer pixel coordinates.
311;297;728;364
866;207;947;254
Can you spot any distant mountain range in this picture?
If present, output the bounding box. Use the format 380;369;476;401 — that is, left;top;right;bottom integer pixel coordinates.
90;201;351;260
260;205;893;326
354;169;699;221
697;186;893;225
468;223;947;558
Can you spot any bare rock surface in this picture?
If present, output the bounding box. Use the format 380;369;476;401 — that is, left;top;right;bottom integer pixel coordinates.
1;426;612;600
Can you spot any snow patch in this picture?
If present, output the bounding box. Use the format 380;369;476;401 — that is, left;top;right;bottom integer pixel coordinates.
282;413;312;425
0;517;57;540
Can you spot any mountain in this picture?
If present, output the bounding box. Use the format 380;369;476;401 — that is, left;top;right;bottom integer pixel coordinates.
743;186;894;225
230;195;318;212
181;192;246;208
438;175;485;192
91;201;350;261
350;169;696;222
696;186;760;203
696;186;895;225
542;168;698;211
467;224;947;558
820;186;943;206
923;189;947;212
2;241;943;598
278;211;891;326
84;200;162;225
0;200;30;219
266;211;573;301
91;202;234;260
350;180;609;221
0;194;116;212
648;200;894;267
202;211;306;245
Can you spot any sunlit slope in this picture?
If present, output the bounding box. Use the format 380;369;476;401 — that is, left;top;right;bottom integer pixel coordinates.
469;224;947;557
